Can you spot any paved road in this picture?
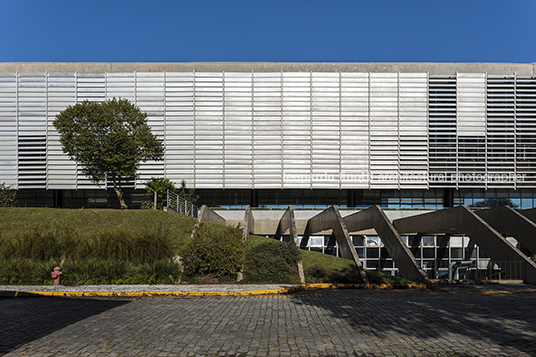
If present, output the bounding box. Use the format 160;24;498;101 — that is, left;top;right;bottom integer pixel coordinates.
1;285;536;356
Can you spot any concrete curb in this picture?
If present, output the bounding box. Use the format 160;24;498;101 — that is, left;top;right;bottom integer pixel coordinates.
0;283;427;298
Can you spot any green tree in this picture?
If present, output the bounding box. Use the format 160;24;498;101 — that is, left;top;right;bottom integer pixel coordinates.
177;179;200;205
473;197;519;208
53;98;164;209
0;182;17;207
145;177;177;209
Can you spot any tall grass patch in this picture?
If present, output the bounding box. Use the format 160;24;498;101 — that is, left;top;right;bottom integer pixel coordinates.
0;208;187;285
0;223;175;263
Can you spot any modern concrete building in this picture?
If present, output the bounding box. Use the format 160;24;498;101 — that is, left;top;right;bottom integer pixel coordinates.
2;62;536;280
2;62;535;209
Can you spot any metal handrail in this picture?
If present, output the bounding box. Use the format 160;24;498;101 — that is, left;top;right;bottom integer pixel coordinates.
167;190;199;218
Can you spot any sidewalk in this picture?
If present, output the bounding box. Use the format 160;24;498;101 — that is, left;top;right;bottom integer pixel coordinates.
0;284;305;298
0;281;533;298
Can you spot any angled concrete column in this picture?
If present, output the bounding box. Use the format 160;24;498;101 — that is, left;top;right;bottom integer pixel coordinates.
520;208;536;227
237;206;255;283
275;206;305;283
303;206;368;284
197;205;227;226
191;205;227;239
243;205;254;240
343;206;429;284
476;206;536;255
393;205;536;284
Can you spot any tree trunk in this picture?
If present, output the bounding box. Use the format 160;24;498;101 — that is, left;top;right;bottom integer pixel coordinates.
113;186;127;209
111;176;128;209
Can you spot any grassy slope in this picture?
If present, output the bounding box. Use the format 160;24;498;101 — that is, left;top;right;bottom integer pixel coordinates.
0;208;420;285
0;207;197;252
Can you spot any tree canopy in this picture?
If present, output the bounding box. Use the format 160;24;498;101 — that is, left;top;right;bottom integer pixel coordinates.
473;197;519;208
53;98;164;209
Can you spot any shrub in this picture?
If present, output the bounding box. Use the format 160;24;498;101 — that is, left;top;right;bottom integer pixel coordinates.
0;183;16;207
241;240;301;284
182;223;246;277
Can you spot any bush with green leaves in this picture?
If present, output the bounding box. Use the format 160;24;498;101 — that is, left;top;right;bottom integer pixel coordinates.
145;177;176;209
182;223;246;277
241;240;301;284
0;182;16;207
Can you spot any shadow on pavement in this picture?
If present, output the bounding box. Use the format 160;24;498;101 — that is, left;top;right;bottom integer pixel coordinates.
0;296;130;355
291;288;536;354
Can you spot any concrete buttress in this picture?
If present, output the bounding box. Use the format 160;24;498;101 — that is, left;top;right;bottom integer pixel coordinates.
275;206;305;283
393;205;536;284
343;206;430;284
303;206;369;284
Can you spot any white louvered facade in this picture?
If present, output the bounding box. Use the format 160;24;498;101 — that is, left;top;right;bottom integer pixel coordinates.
1;66;536;194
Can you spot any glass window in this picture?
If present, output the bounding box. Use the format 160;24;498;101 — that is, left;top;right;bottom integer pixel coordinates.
478;259;491;269
436;235;449;247
509;190;521;209
380;260;394;268
463;190;473;206
310;236;324;247
414;248;422;258
366;236;380;247
408;236;421;247
422;236;435;247
421;261;435;269
352;235;364;247
436;246;449;259
366;260;378;269
324;247;337;256
356;247;365;258
400;236;409;246
450;236;464;247
451;248;463;259
423;247;435;259
380;247;391;259
521;191;533;209
424;190;440;209
465;247;477;259
400;193;412;209
366;247;379;259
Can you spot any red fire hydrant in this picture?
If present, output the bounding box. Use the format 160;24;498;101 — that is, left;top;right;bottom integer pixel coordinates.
51;267;63;286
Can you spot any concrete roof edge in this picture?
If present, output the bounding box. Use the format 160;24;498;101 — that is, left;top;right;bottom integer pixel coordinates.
0;62;534;75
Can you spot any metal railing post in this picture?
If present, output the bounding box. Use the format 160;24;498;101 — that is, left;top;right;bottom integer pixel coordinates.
163;190;198;218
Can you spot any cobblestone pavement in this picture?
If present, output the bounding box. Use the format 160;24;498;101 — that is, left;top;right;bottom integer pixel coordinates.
1;286;536;356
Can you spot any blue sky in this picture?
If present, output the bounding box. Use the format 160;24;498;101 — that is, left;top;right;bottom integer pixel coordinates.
1;0;535;63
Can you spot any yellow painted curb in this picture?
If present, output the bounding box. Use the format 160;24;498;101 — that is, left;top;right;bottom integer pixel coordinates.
2;287;303;298
0;282;427;298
